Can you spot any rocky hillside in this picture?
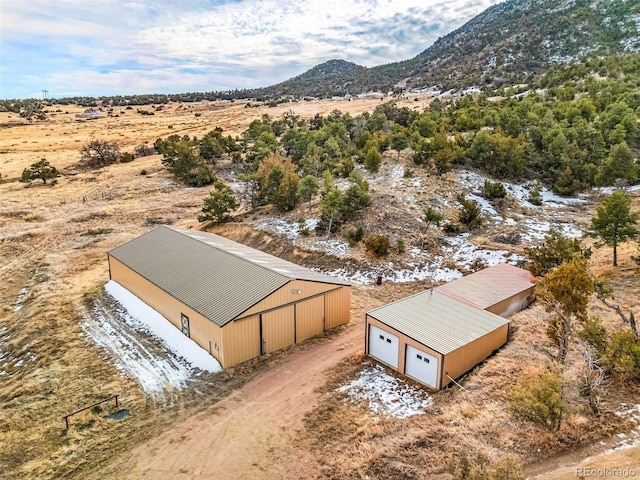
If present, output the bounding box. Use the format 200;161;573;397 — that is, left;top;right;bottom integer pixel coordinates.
393;0;640;90
254;0;640;97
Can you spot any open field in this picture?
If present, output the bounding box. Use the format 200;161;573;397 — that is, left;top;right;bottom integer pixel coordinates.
1;98;639;479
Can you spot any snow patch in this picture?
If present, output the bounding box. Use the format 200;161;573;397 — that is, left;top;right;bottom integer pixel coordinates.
337;363;432;419
104;281;220;373
256;217;352;258
605;404;640;453
82;281;220;394
14;287;30;312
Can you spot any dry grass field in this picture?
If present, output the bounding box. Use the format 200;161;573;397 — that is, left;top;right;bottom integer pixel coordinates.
1;97;639;479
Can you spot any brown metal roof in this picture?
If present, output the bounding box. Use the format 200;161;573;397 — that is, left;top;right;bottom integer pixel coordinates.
367;290;509;355
436;263;536;310
108;226;349;327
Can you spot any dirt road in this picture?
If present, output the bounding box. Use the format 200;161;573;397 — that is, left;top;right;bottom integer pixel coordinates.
120;306;369;479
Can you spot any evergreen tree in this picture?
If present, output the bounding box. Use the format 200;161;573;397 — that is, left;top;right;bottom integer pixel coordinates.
525;228;591;276
590;191;639;266
21;158;59;185
321;188;344;236
198;181;238;223
508;367;564;432
363;146;382;173
297;175;319;213
595;142;639;186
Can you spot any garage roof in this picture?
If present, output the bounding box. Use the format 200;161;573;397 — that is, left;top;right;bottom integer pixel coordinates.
108;226;349;327
367;290;509;355
436;263;536;310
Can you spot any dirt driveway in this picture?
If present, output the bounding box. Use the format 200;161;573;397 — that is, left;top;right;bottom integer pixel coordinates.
120;308;367;479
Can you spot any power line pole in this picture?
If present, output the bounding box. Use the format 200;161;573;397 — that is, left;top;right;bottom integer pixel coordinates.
42;90;49;100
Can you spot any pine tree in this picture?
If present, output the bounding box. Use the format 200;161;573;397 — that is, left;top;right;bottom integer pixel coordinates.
590;191;639;266
21;158;59;185
197;181;238;224
297;175;319;213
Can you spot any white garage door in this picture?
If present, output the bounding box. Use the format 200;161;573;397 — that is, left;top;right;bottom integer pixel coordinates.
368;324;399;368
405;345;438;388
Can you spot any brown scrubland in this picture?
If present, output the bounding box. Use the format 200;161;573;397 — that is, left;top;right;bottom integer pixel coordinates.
0;98;638;479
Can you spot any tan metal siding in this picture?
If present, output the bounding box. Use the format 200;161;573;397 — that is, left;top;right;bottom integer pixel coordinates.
441;323;509;387
296;296;325;342
262;305;295;353
239;280;337;318
221;315;261;368
324;287;351;329
365;315;445;390
109;256;224;366
485;288;535;318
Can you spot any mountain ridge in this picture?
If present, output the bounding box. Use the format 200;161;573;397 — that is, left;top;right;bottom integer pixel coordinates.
251;0;640;98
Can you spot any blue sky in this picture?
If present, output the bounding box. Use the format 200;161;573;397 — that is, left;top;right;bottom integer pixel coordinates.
0;0;502;99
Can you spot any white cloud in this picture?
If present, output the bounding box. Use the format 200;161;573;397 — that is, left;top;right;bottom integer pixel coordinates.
0;0;502;98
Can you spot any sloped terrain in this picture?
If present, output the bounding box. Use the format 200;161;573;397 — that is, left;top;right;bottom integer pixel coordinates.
1;99;639;479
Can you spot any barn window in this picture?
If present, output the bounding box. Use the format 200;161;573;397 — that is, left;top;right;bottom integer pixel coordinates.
424;358;430;364
181;313;190;338
417;354;423;360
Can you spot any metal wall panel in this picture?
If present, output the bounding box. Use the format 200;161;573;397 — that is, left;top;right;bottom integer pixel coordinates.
441;323;509;387
261;305;295;354
324;287;351;329
221;315;261;367
295;295;324;342
239;280;337;319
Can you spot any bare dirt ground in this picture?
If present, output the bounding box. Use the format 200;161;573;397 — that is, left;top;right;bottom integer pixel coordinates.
1;98;639;479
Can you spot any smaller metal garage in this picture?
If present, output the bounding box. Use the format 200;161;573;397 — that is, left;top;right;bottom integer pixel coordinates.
365;290;509;390
436;263;536;317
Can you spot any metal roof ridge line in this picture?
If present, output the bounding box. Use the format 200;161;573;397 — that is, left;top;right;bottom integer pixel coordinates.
167;225;295;282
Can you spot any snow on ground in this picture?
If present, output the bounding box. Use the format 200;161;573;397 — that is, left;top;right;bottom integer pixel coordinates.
444;233;523;267
520;219;583;242
0;327;37;376
318;233;522;285
13;287;29;312
456;170;585;240
456;170;587;208
254;167;594;285
81;281;220;394
105;282;220;373
597;185;640;194
606;404;640;453
258;217;523;285
256;217;351;257
337;363;432;419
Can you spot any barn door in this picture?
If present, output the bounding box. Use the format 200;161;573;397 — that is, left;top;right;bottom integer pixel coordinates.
261;305;294;354
181;313;190;338
295;295;325;342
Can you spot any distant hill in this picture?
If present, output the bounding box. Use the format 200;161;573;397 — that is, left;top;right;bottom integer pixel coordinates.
256;59;367;99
